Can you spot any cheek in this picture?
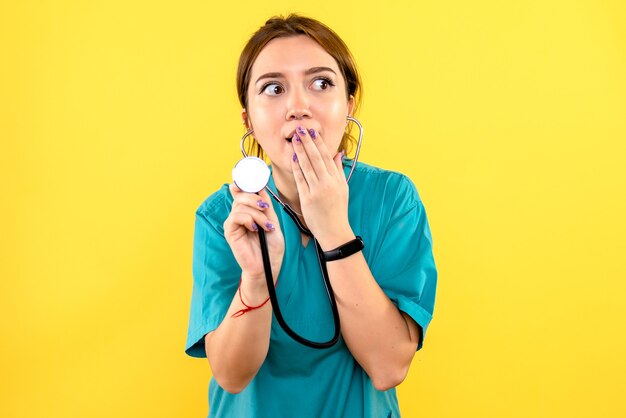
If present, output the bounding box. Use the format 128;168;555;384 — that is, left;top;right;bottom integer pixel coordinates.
321;100;349;145
323;96;349;123
248;105;278;139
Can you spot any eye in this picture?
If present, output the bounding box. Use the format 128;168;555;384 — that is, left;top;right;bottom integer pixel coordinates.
261;83;284;96
312;77;335;91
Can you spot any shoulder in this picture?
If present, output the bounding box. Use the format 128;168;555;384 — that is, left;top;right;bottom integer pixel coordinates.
345;160;422;210
195;183;233;228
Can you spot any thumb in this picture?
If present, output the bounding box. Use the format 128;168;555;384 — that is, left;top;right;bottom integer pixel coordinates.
334;150;345;177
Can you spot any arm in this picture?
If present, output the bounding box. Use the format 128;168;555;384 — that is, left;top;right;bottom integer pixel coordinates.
204;274;272;394
290;126;426;391
204;186;285;394
320;232;420;391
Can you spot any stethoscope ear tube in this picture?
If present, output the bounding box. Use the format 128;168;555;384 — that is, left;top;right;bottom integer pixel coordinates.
257;227;341;349
345;116;363;184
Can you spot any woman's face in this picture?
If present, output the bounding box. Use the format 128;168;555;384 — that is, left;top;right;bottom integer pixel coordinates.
244;35;354;172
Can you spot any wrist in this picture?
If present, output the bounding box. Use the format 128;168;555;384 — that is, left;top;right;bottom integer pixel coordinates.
242;270;266;283
323;236;364;262
232;276;273;318
317;227;356;252
240;273;270;304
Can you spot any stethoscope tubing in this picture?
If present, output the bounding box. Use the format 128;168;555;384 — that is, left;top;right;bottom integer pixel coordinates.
258;226;341;349
241;117;364;349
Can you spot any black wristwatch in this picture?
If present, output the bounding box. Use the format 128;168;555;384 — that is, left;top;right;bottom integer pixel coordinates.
323;236;364;262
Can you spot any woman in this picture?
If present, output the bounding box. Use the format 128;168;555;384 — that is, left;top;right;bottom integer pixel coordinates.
185;14;437;418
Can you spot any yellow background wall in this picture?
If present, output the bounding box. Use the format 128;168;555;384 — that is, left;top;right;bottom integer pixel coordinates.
2;0;625;417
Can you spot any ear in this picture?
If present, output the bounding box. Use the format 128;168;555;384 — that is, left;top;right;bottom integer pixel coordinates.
241;108;252;130
347;95;355;117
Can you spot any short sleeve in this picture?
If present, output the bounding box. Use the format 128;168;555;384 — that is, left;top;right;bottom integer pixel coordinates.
369;176;438;351
185;192;240;358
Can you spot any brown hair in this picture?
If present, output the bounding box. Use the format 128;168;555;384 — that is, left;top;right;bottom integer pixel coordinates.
237;14;362;158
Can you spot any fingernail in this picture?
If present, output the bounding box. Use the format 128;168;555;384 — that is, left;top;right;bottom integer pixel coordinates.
252;223;258;231
257;199;266;208
308;128;316;139
296;126;307;136
293;153;298;162
265;221;275;231
293;133;301;143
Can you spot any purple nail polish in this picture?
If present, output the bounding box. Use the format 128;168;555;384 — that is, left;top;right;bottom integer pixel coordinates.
252;223;258;231
293;133;301;143
296;126;307;136
265;221;275;231
257;199;266;208
308;128;316;139
292;153;298;162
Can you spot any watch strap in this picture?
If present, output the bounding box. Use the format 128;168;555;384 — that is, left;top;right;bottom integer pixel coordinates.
323;236;364;262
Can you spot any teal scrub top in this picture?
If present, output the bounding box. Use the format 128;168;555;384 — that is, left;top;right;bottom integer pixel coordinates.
185;160;437;418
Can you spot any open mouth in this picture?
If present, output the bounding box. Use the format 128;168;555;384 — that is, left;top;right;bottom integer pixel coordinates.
285;130;296;143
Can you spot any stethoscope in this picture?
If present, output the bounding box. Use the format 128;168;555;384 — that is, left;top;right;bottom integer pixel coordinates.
231;116;364;349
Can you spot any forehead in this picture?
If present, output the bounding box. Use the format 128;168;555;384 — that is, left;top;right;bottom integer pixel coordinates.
250;35;341;78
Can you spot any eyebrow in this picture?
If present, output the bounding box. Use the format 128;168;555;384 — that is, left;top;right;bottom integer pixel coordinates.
255;67;337;84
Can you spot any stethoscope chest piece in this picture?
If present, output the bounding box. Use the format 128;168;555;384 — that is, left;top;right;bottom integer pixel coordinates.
232;156;270;193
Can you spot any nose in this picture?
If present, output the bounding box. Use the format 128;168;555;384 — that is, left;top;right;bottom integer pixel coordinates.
285;87;312;120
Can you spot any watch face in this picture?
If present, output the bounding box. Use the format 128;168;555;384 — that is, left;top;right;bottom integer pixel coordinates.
232;157;270;193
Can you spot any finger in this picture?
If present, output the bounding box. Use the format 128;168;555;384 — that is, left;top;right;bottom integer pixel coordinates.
232;190;272;212
292;131;319;184
229;182;244;198
290;151;310;199
294;126;327;181
234;205;278;232
334;150;346;179
225;212;258;234
229;183;276;226
307;128;339;176
257;188;279;222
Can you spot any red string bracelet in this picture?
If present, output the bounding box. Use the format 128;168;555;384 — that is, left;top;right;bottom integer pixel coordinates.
231;277;277;318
